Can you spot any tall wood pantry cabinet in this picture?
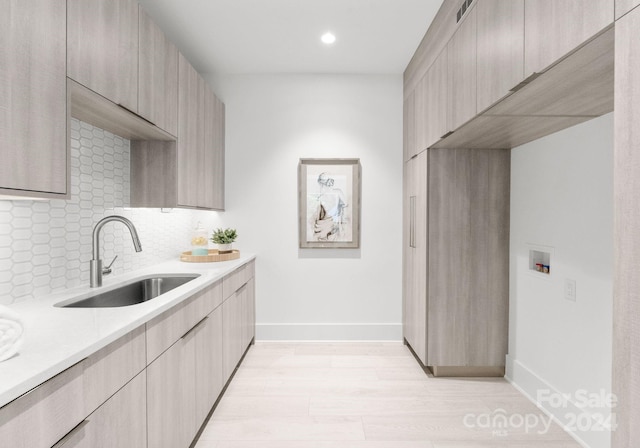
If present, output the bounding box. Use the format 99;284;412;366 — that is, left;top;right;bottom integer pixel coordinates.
403;148;510;376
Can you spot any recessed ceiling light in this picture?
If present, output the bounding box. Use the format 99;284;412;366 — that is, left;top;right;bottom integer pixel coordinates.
321;32;336;45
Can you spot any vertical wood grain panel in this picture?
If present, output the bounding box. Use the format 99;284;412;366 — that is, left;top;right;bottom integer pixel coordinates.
222;292;243;382
613;8;640;447
425;48;448;147
67;0;138;111
403;154;428;365
212;95;226;210
194;307;223;431
414;74;429;154
0;0;67;194
403;92;416;162
402;161;412;344
447;6;477;132
138;6;178;136
130;140;177;207
524;0;614;75
428;149;510;367
177;53;200;207
147;337;195;448
476;0;525;113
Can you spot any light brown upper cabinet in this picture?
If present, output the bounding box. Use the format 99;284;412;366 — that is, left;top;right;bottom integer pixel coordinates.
177;53;202;208
202;87;225;210
524;0;614;76
476;0;525;113
414;48;448;154
424;47;448;149
67;0;139;112
413;72;428;155
131;54;225;210
178;60;225;210
138;6;178;136
447;5;477;132
402;91;416;162
0;0;67;197
616;0;640;18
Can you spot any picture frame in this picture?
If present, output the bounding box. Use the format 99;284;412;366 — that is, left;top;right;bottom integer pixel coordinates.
298;158;361;249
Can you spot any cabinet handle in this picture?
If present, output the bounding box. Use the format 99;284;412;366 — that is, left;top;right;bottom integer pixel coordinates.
16;358;85;402
180;316;209;340
116;103;157;127
409;196;417;248
509;72;540;93
52;420;89;448
440;131;454;139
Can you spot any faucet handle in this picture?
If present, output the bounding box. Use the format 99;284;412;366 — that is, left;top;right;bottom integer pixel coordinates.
103;255;118;276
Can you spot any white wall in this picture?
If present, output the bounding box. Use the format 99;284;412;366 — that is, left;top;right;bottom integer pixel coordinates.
508;113;613;448
208;74;403;340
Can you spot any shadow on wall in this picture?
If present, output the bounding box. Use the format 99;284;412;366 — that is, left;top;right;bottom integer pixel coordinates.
298;249;362;259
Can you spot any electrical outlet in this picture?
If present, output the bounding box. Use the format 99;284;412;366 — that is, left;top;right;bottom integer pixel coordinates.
565;279;577;302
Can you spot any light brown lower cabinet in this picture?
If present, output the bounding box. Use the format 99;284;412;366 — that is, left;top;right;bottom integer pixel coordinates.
0;260;255;448
403;149;510;376
147;322;198;448
53;372;147;448
222;262;256;382
222;290;243;382
195;306;224;425
0;361;84;448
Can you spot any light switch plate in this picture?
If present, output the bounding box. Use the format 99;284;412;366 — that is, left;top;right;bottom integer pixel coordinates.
564;279;577;302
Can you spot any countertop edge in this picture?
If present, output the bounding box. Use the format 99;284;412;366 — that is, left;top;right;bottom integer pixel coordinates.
0;254;256;409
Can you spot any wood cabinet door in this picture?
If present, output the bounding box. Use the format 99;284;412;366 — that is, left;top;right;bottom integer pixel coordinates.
194;306;224;425
138;6;178;136
613;7;640;447
476;0;525;113
199;81;225;210
0;362;84;448
447;6;477;132
67;0;138;111
177;53;201;208
0;0;67;195
222;292;243;382
427;149;510;367
424;47;448;148
403;92;416;162
616;0;640;18
402;161;413;344
403;154;428;365
147;337;196;448
246;278;256;345
524;0;614;75
55;373;147;448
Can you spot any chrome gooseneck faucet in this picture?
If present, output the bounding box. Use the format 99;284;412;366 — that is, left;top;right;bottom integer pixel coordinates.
90;215;142;288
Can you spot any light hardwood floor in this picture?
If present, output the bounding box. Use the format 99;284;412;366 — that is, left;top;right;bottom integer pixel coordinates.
195;343;580;448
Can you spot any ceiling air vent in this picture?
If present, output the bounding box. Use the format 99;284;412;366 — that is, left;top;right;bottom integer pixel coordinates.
456;0;474;23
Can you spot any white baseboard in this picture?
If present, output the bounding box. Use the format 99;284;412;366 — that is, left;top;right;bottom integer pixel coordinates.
506;355;612;448
256;323;402;341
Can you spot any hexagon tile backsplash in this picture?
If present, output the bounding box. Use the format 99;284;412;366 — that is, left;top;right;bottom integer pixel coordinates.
0;119;221;305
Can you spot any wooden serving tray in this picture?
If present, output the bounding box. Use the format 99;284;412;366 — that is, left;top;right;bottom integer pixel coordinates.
180;249;240;263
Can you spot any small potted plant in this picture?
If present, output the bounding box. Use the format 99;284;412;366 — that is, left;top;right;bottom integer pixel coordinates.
211;228;237;253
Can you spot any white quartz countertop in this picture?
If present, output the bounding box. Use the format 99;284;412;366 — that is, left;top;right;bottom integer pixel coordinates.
0;254;256;408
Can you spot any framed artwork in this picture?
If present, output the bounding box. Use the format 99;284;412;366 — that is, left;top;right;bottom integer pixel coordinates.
298;158;361;249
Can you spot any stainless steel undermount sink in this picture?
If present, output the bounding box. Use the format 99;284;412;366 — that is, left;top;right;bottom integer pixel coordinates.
56;274;201;308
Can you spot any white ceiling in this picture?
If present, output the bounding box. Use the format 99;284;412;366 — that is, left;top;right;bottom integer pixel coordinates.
136;0;442;75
